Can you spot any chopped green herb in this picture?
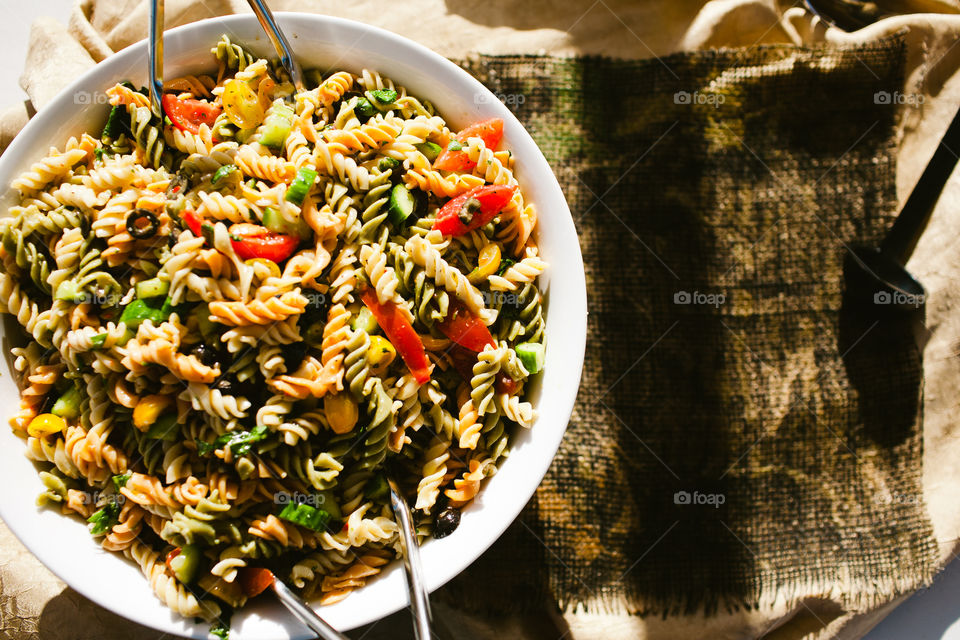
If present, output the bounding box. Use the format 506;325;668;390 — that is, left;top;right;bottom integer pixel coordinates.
447;140;463;152
211;164;238;185
88;501;121;535
377;157;401;172
496;258;515;277
101;104;129;140
112;471;132;491
89;333;107;348
458;197;482;226
196;425;269;458
195;438;216;457
371;89;398;104
210;609;232;640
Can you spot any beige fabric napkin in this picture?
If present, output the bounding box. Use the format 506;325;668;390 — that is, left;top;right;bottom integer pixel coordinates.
4;1;960;638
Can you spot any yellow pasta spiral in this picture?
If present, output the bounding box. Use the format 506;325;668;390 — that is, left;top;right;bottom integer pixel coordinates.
208;289;309;326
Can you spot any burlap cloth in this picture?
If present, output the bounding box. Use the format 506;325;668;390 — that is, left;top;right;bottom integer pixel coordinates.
5;2;960;639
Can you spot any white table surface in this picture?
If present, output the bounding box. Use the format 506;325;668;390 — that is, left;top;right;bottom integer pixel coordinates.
0;2;958;639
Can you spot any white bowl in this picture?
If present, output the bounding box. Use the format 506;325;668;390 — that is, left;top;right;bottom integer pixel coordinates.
0;12;586;639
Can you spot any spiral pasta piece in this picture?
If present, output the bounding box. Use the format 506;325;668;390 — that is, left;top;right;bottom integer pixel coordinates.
208;289;309;326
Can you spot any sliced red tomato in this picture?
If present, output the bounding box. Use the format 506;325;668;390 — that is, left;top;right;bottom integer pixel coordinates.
361;289;432;383
228;223;300;263
433;185;517;236
448;344;478;381
434;118;503;172
162;94;221;135
181;209;203;237
237;567;275;598
437;300;495;352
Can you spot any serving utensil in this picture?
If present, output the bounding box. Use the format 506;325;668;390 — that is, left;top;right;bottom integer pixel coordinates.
238;568;349;640
148;0;165;117
847;102;960;311
388;477;434;640
245;0;307;92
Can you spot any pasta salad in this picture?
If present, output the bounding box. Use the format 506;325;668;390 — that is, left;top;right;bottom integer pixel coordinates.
0;34;545;633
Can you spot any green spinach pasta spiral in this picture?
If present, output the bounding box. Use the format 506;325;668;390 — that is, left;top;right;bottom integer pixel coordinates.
0;34;547;636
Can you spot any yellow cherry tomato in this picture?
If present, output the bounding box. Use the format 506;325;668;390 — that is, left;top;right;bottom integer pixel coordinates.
133;394;173;431
325;393;359;434
245;258;282;279
366;335;397;377
221;79;265;129
27;413;66;438
467;243;502;284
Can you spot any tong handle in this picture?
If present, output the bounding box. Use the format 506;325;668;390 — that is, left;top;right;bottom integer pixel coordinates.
389;478;433;640
245;0;306;92
148;0;164;117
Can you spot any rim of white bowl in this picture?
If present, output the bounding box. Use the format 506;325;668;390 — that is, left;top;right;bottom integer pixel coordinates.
0;12;586;639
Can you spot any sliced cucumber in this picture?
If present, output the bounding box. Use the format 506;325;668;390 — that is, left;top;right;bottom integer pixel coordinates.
516;342;545;374
261;207;311;239
261;207;288;233
54;280;84;303
285;168;318;206
387;184;416;226
350;307;379;335
259;102;295;149
278;502;330;532
135;277;170;300
51;386;82;420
